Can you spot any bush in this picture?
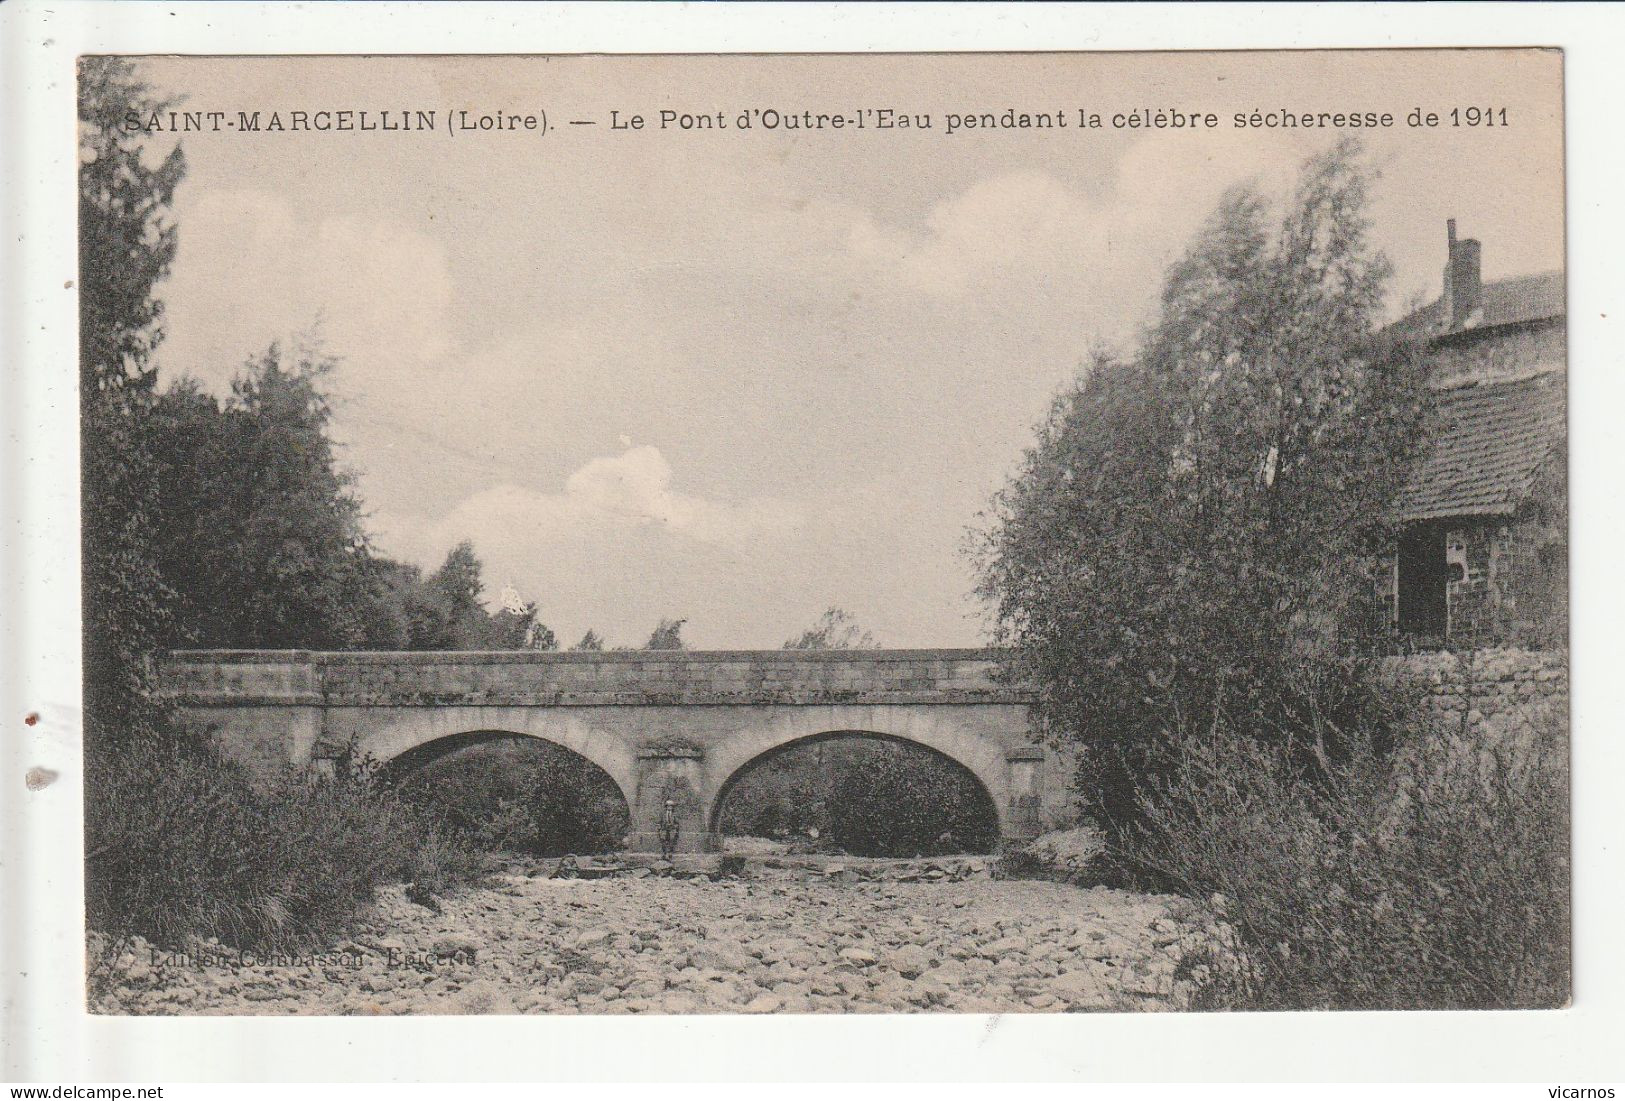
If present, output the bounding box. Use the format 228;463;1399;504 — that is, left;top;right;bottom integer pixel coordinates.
716;736;1001;855
826;747;999;857
1122;705;1569;1010
85;738;487;952
392;737;629;856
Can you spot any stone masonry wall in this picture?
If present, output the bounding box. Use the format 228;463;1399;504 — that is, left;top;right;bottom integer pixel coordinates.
1384;647;1568;747
160;649;1029;709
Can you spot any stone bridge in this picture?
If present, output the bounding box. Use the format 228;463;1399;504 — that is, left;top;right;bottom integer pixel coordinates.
158;648;1071;852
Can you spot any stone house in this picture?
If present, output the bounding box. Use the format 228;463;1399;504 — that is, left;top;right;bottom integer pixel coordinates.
1385;221;1567;649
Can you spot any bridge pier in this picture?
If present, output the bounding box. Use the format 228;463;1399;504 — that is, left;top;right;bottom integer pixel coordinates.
628;743;715;854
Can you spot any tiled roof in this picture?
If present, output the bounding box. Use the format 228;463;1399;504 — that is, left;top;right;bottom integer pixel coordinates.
1389;270;1565;342
1393;370;1565;523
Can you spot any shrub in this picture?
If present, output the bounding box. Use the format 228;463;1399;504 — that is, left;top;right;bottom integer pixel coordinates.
392;737;629;856
826;747;999;857
85;738;487;952
1122;703;1569;1010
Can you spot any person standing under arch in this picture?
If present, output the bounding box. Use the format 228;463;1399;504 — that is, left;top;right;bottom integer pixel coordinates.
658;798;680;861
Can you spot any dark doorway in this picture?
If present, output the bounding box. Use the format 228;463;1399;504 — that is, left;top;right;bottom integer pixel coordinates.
1397;524;1448;638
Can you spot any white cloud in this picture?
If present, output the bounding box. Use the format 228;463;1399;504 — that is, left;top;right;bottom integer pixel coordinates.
378;445;806;566
159;188;455;390
370;445;821;647
841;134;1310;308
849;171;1104;297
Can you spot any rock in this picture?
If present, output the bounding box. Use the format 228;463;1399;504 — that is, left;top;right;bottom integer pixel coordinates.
690;946;751;971
890;944;934;979
456;981;517;1015
659;991;702;1014
362;974;396;993
572;929;612;951
1049;967;1108;1004
743;993;783;1014
839;946;878;966
564;972;605;996
911;976;951;1007
433;934;480;956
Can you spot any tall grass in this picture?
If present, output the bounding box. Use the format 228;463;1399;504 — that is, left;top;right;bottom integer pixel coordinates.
1123;701;1569;1010
85;738;488;952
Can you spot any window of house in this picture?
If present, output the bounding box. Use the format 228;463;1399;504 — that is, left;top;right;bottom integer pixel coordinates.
1396;524;1448;637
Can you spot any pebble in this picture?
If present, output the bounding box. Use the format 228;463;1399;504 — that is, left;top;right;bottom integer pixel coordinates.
89;876;1229;1015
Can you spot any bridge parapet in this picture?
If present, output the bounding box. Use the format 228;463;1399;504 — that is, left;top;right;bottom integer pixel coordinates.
159;648;1033;709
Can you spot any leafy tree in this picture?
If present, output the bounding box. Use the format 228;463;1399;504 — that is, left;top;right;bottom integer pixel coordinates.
369;542;559;651
572;629;605;652
78;58;185;401
147;343;380;650
489;585;558;651
782;606;878;650
221;343;377;648
644;617;688;651
391;542;491;649
430;541;485;622
354;557;420;650
79;58;186;746
974;140;1430;829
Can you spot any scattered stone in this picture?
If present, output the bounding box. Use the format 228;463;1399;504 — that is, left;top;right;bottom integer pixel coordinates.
87;872;1217;1016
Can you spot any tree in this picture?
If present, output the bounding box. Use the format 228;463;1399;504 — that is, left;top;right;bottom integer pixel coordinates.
146;343;382;650
78;58;185;400
572;629;605;652
430;541;485;622
369;543;561;651
644;618;688;651
78;58;186;746
491;585;558;651
782;606;878;650
974;140;1429;828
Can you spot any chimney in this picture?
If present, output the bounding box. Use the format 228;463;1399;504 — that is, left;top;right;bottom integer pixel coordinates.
1441;218;1483;330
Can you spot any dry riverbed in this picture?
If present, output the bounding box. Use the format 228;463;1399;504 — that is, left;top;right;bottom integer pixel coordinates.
90;873;1231;1015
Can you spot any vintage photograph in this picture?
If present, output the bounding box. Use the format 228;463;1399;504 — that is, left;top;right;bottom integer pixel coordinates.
78;50;1568;1016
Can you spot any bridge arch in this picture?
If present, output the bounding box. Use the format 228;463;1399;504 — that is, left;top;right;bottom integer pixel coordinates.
351;706;639;813
702;707;1014;839
707;728;1003;850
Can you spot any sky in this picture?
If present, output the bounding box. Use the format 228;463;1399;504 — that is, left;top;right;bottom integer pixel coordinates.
130;51;1565;649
